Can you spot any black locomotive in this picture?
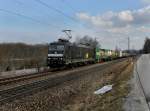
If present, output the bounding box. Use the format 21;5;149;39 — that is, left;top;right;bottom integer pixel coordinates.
47;39;95;68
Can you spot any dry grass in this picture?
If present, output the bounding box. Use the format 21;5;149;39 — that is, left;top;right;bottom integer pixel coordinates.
0;59;134;111
62;60;133;111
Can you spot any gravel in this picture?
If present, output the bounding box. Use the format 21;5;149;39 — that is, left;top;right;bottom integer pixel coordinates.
0;59;133;111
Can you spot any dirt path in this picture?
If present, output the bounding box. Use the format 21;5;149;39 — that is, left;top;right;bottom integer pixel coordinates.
0;59;134;111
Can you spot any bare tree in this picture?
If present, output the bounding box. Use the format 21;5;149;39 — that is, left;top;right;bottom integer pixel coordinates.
0;43;48;71
75;35;100;48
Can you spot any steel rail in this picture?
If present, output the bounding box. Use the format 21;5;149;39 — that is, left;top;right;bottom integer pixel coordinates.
0;70;54;86
0;58;127;105
0;58;127;86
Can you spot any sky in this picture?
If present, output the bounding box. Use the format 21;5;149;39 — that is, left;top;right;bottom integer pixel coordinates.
0;0;150;50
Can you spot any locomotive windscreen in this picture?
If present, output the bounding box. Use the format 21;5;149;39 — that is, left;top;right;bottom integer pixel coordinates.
48;44;65;57
49;45;64;50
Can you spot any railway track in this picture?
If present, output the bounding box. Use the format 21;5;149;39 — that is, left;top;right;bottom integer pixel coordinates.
0;65;95;86
0;70;53;86
0;67;70;86
0;58;129;105
0;58;128;86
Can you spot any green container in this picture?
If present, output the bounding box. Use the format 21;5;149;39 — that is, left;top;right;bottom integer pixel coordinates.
95;47;101;62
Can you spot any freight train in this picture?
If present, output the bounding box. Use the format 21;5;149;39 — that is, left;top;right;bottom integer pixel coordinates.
95;47;128;63
47;39;128;68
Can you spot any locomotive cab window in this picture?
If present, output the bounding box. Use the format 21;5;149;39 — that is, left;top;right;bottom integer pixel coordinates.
49;45;64;50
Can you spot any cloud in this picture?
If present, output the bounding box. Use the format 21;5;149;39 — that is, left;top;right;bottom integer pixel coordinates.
137;26;150;33
76;6;150;50
76;6;150;28
142;0;150;4
118;11;134;22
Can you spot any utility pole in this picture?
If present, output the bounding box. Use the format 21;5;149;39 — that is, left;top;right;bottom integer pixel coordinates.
127;37;131;62
128;37;130;53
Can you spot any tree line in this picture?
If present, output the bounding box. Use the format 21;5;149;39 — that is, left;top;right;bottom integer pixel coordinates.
0;36;98;72
0;43;48;71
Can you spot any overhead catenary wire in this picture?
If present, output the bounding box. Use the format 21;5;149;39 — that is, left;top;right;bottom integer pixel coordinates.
60;0;77;12
34;0;93;35
59;0;106;36
34;0;78;23
0;8;59;28
4;0;98;38
11;0;70;28
34;0;96;33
